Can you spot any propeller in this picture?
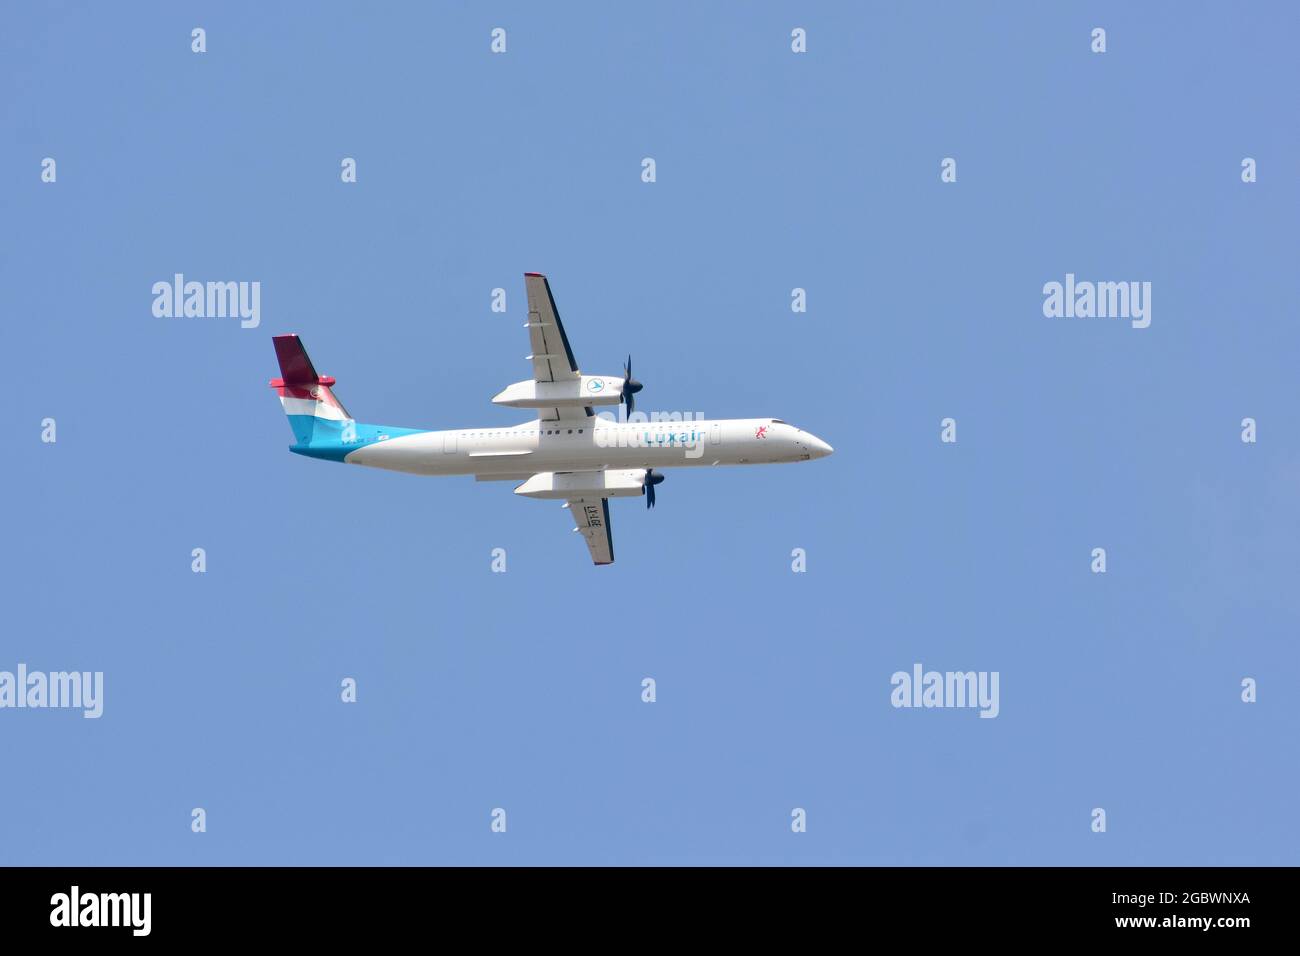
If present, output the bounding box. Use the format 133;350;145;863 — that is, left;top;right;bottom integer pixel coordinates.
620;354;643;417
643;468;665;509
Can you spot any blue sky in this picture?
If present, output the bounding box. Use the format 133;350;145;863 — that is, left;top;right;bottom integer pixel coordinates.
2;2;1297;865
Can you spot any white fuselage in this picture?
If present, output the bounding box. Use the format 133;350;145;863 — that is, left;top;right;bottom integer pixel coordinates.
345;417;832;478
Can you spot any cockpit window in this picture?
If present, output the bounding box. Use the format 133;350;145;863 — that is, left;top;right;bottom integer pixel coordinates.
771;419;786;424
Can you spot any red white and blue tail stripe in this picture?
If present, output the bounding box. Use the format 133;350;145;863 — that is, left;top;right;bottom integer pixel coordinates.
269;334;422;460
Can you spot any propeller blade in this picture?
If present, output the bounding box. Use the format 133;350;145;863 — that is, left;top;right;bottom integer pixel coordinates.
644;468;663;509
620;354;643;420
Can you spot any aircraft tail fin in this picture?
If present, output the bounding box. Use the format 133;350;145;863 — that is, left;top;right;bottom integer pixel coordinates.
269;334;353;447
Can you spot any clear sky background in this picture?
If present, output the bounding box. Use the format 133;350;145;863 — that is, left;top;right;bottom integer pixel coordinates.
2;2;1297;865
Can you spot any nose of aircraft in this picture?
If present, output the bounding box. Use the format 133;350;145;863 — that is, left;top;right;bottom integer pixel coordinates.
805;434;833;459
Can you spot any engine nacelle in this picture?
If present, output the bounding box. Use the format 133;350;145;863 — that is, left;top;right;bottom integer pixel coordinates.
514;469;648;500
492;376;623;409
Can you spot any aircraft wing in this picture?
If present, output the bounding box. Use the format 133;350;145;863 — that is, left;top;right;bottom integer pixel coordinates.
566;497;614;566
524;273;592;422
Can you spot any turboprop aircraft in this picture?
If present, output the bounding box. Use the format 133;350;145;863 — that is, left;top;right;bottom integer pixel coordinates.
269;273;833;565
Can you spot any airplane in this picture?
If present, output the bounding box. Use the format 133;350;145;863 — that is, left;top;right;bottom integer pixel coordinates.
269;273;833;565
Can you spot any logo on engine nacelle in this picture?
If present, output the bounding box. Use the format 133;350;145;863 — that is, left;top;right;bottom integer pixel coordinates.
587;378;605;393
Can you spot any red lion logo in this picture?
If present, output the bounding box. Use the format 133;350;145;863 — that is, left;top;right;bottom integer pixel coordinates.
755;425;768;439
